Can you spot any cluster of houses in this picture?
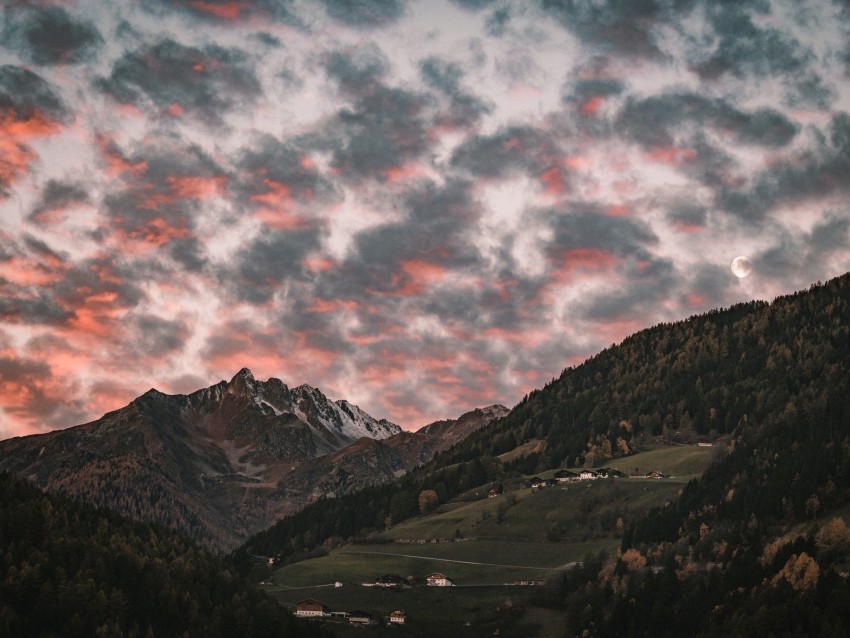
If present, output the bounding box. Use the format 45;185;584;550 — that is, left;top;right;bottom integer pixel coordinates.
294;572;457;626
295;599;407;626
530;466;668;488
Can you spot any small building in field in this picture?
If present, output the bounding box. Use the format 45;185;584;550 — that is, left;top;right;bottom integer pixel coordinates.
488;488;499;498
596;467;624;478
644;469;668;479
579;469;598;480
529;476;546;488
295;599;327;618
372;574;408;588
348;610;374;625
388;610;406;624
426;572;454;587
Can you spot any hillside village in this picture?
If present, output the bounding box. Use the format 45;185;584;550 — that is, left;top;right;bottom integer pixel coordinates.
292;571;459;627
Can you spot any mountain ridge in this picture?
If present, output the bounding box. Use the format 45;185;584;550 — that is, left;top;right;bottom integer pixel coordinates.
0;368;505;551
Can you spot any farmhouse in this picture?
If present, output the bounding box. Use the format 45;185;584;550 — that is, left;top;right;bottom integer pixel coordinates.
554;469;580;483
529;476;546;488
579;469;598;480
488;488;500;498
426;572;455;586
388;610;406;624
295;599;327;618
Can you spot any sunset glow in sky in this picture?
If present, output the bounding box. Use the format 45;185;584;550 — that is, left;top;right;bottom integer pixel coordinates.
2;0;850;438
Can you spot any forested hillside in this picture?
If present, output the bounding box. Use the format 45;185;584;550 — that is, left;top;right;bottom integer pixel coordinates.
238;271;850;624
0;473;328;638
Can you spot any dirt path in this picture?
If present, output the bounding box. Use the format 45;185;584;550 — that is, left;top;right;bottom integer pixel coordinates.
343;550;575;571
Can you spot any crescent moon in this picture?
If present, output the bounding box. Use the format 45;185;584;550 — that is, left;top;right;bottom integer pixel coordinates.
731;256;753;278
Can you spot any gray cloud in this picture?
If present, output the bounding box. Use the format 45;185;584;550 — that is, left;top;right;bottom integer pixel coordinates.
222;228;322;304
692;4;812;81
132;314;191;357
616;92;799;149
2;5;102;66
539;0;676;59
0;65;68;121
420;56;492;128
98;39;261;124
319;0;408;27
717;112;850;222
236;134;335;204
450;125;563;178
28;180;89;222
318;47;432;180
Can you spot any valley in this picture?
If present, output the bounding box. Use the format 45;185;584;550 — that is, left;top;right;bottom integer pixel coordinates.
264;445;718;636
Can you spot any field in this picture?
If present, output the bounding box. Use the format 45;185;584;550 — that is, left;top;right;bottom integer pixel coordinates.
269;444;719;635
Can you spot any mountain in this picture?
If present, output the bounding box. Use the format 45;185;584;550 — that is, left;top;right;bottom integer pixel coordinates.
284;404;510;498
238;274;850;636
0;472;328;638
0;368;406;551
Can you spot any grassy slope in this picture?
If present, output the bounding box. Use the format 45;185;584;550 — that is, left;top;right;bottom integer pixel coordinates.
266;445;717;634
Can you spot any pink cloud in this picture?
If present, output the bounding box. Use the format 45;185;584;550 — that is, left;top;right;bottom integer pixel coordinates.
2;255;67;287
581;95;605;116
301;256;337;273
98;137;148;176
190;0;249;20
382;163;426;183
540;166;568;196
308;298;360;313
368;259;447;297
564;156;590;170
0;110;64;195
166;174;228;199
647;146;697;166
249;179;310;229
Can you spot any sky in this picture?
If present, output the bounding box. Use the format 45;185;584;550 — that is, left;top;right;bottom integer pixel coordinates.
1;0;850;439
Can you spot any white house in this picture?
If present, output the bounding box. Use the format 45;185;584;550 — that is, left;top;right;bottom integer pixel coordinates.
426;572;454;587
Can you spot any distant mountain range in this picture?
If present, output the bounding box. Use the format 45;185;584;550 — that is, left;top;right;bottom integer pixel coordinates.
0;367;506;551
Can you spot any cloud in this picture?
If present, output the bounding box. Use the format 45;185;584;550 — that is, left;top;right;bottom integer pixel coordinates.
28;179;90;224
539;0;673;59
0;65;71;195
319;0;408;27
0;354;87;434
317;46;432;181
2;5;103;66
615;93;799;150
220;228;322;304
98;39;261;124
717;112;850;222
130;314;191;357
420;56;493;128
691;3;812;81
149;0;303;25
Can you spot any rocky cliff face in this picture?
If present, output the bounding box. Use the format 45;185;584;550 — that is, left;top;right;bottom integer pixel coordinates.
0;369;506;551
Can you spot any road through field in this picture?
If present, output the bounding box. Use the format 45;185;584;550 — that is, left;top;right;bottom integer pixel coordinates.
343;550;575;571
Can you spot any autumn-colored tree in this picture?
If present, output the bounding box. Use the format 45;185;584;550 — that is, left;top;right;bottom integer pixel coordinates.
418;489;438;515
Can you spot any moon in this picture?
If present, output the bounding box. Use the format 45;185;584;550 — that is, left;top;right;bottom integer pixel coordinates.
731;256;753;278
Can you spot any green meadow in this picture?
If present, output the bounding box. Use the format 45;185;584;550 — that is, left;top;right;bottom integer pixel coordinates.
268;444;719;635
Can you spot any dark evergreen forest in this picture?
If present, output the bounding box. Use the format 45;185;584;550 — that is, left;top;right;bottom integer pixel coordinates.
0;473;329;638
